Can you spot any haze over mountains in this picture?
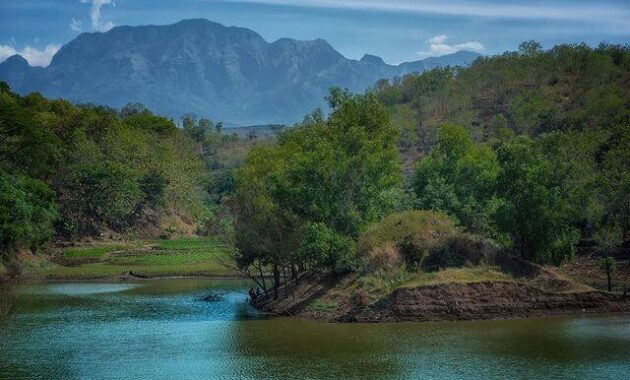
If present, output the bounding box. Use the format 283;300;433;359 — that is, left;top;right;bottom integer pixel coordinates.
0;19;480;125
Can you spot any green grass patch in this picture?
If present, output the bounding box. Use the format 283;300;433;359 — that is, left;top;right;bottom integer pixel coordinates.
306;299;338;312
32;237;237;280
63;245;127;259
152;237;227;251
359;268;412;295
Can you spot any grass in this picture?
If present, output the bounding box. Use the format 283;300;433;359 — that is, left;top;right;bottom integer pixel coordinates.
357;266;512;296
62;243;145;258
400;267;513;288
30;237;237;280
306;299;338;312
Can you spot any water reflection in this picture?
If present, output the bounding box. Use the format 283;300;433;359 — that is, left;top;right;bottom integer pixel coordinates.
1;280;629;380
0;284;16;321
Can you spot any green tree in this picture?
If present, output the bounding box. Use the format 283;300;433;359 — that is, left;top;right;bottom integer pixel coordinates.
493;136;579;264
299;222;354;274
0;171;57;261
598;256;617;292
414;124;499;234
234;91;402;296
598;125;630;244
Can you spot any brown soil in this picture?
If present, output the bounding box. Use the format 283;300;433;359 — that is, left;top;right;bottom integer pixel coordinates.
355;281;629;322
254;256;630;323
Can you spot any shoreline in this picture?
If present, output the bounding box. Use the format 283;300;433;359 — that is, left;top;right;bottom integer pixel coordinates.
4;273;629;324
271;309;630;325
253;278;630;324
2;273;249;285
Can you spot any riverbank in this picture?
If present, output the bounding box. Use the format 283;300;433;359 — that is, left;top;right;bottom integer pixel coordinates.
1;237;240;283
253;256;630;323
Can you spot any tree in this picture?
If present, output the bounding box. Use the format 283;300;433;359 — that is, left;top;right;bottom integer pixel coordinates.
234;91;402;297
493;136;579;264
0;82;206;243
325;87;351;110
0;171;57;261
598;125;630;244
518;41;543;56
598;256;616;292
299;222;354;274
414;124;499;234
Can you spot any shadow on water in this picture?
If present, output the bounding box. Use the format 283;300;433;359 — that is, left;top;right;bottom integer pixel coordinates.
223;314;630;379
225;318;407;380
0;285;16;321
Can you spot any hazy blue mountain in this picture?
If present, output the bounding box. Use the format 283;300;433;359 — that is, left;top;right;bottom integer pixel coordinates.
0;19;480;124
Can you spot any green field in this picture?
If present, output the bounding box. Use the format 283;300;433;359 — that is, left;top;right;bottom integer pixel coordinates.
27;237;238;280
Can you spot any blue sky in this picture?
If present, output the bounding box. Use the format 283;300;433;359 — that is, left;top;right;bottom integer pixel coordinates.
1;0;629;67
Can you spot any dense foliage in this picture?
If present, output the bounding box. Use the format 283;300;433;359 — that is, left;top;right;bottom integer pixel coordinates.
234;92;403;297
0;83;208;261
234;43;628;297
376;42;629;146
377;43;629;264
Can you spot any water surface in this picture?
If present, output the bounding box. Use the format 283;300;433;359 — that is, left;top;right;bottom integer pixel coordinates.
1;280;629;379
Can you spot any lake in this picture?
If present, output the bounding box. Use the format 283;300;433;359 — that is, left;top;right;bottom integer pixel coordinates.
1;279;629;380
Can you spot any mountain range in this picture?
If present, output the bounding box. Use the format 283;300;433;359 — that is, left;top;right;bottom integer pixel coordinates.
0;19;480;125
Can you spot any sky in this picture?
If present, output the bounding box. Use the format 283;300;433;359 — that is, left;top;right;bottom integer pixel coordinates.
0;0;629;67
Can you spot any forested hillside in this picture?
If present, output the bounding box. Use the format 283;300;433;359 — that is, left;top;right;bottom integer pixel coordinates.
233;43;629;298
375;42;629;168
0;83;258;264
376;42;629;259
1;42;628;293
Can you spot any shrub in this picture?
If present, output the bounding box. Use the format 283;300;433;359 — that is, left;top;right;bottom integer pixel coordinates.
358;210;457;270
365;243;401;272
299;222;356;273
423;233;499;271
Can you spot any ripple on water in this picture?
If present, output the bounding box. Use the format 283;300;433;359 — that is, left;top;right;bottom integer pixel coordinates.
17;283;139;296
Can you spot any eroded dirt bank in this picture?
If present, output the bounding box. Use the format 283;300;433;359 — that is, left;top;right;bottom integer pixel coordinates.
254;275;630;323
352;281;630;322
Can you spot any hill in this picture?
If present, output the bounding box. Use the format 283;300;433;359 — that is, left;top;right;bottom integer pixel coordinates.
0;19;479;125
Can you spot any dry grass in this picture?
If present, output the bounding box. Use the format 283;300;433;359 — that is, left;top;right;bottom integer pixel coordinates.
400;267;513;288
560;255;630;293
357;210;456;257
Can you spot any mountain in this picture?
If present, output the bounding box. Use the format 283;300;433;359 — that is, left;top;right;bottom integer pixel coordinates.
0;19;480;124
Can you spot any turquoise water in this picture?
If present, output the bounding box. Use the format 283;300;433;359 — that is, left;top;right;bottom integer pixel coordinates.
1;279;629;379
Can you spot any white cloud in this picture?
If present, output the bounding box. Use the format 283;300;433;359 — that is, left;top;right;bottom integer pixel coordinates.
70;18;83;32
418;35;484;57
80;0;116;32
0;44;61;67
0;45;17;62
219;0;630;24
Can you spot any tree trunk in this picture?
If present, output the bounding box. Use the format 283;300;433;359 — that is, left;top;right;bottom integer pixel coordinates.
292;264;299;286
283;267;289;298
257;263;267;296
607;265;612;292
273;263;280;300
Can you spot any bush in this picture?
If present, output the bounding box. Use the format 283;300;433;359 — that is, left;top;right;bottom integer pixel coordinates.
299;222;356;273
422;233;499;271
358;210;457;270
365;243;401;272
